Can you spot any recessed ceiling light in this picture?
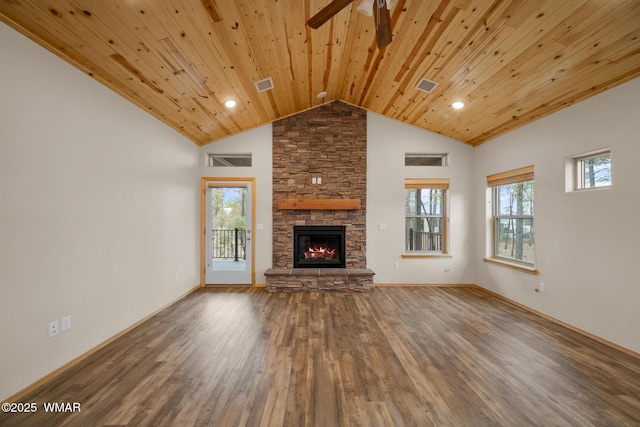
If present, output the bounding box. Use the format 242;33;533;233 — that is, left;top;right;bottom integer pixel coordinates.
317;91;327;99
224;99;237;108
452;101;465;109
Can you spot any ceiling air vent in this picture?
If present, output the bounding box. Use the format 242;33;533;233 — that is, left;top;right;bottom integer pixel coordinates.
254;77;274;93
416;78;438;93
207;153;252;167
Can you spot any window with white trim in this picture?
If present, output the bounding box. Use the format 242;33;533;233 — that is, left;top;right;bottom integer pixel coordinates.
488;167;535;266
572;148;611;190
404;179;448;254
404;153;449;166
207;153;252;167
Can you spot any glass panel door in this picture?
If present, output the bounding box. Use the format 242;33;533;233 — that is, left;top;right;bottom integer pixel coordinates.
205;181;252;284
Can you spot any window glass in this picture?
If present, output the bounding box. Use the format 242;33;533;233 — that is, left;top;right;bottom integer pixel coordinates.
405;153;448;166
405;188;445;252
493;181;534;265
580;153;611;189
496;182;534;215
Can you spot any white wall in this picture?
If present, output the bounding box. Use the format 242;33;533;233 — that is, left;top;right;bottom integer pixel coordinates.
0;22;201;400
474;77;640;354
200;126;273;285
367;113;476;284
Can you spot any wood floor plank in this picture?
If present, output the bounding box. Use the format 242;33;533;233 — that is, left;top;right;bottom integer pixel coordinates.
1;287;639;427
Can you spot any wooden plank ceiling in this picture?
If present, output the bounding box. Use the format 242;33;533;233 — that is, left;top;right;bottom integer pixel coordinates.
1;0;639;146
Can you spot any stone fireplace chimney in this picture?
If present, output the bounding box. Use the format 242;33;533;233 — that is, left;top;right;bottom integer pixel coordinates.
271;101;367;269
267;101;373;291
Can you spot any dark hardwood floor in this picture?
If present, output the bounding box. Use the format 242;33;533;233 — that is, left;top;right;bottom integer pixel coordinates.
2;287;639;426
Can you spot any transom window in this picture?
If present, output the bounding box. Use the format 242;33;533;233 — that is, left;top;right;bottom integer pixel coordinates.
404;179;448;254
488;167;535;266
207;153;252;167
404;153;449;166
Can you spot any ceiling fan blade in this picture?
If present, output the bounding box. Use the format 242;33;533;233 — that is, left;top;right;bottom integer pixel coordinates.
374;0;393;48
307;0;355;29
356;0;375;17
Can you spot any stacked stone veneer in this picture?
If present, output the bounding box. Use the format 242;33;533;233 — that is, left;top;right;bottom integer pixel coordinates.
269;101;372;291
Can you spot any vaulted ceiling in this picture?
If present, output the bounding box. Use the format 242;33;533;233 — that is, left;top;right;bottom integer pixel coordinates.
1;0;639;146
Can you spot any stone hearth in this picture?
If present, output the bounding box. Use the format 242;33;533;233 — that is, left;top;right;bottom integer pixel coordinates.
265;268;374;292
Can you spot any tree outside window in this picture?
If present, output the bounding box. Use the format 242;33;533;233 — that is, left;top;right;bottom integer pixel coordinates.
488;166;535;267
579;151;611;189
209;188;247;260
404;179;448;254
494;181;534;265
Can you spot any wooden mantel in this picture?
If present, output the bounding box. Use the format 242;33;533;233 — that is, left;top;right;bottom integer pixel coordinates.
278;199;361;211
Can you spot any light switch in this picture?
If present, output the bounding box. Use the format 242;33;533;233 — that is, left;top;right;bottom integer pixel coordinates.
312;177;317;184
317;177;322;184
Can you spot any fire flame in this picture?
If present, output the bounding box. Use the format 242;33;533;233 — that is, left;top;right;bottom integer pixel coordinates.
303;246;336;260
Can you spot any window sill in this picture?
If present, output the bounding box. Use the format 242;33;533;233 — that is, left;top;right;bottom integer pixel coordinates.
483;258;539;275
571;185;612;193
403;253;452;259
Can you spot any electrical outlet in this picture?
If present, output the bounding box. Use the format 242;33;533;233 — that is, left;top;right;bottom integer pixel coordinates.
539;283;546;293
312;177;317;184
394;262;399;269
48;320;59;338
174;271;179;281
317;177;322;184
61;315;71;332
378;224;386;231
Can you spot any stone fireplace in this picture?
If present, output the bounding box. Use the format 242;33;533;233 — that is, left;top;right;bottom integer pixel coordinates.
265;101;374;292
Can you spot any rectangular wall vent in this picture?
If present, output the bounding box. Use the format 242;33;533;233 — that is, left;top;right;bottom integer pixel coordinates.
416;78;438;93
254;77;274;93
207;153;252;167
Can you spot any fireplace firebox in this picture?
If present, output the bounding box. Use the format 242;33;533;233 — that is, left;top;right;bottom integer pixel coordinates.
293;225;346;268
